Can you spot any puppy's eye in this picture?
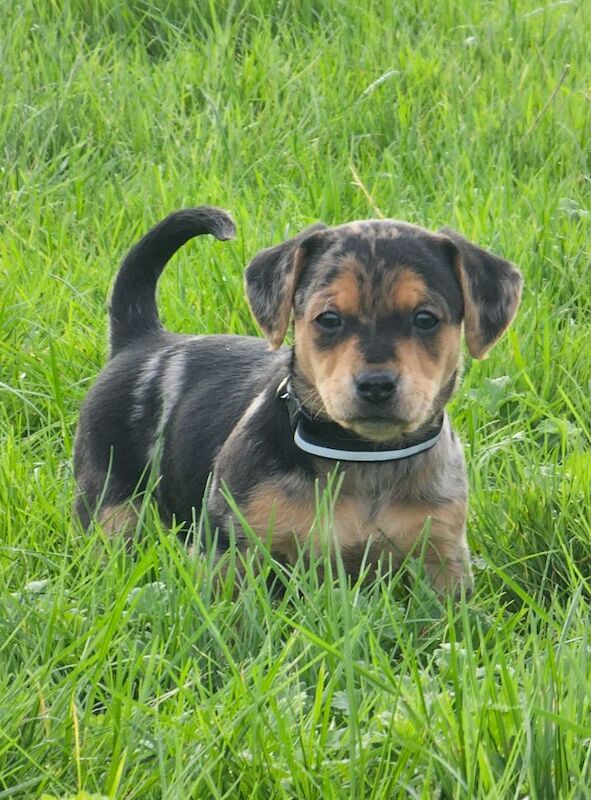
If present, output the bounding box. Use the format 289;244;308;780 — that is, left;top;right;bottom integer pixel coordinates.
413;311;439;330
315;311;343;330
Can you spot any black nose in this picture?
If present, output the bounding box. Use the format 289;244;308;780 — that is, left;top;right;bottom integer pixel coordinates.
355;372;397;404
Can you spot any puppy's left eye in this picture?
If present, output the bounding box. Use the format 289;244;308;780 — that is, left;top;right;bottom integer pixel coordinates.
315;311;343;330
413;311;439;330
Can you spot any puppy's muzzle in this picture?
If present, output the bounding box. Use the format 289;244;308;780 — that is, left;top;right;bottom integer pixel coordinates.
355;371;398;405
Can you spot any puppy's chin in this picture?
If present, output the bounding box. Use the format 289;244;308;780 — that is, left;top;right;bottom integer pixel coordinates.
337;417;411;443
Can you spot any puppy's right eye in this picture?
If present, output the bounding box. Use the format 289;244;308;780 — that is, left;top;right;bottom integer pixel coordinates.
413;310;439;331
315;311;343;330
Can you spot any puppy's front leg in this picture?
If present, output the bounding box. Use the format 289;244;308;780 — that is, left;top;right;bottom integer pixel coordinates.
424;547;473;598
422;520;473;598
208;474;316;565
375;500;473;598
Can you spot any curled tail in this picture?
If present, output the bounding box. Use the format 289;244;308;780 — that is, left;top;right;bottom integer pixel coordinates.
109;206;236;357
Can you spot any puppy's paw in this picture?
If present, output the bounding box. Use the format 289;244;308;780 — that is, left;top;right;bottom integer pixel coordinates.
425;555;474;600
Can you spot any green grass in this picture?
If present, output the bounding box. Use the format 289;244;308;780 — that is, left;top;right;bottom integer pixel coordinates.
1;0;590;797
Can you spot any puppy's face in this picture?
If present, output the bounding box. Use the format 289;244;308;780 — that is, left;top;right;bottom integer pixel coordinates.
291;223;463;439
246;220;522;442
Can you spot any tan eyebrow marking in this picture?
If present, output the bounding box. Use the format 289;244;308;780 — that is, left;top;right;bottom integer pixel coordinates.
389;268;429;312
308;268;361;318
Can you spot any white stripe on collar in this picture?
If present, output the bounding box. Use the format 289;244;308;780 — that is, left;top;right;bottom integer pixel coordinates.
293;421;442;462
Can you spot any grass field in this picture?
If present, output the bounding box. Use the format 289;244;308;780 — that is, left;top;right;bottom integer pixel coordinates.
1;0;590;797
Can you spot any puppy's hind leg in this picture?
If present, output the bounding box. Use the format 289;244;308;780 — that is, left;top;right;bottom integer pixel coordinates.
96;501;141;542
73;452;142;540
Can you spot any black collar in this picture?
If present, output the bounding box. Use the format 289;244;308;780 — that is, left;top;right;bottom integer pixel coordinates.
277;378;443;463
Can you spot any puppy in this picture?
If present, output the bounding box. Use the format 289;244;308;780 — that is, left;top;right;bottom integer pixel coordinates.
74;206;522;594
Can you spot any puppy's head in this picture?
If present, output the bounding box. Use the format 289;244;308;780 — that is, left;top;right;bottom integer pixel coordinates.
246;220;522;442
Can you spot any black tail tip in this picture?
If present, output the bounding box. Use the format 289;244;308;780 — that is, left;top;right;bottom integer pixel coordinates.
175;206;237;242
201;206;237;241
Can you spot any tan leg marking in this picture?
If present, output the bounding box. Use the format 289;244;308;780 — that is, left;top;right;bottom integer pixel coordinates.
97;503;139;540
240;481;316;562
330;496;471;594
377;501;471;594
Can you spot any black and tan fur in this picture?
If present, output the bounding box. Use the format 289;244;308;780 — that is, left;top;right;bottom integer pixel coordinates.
74;206;522;594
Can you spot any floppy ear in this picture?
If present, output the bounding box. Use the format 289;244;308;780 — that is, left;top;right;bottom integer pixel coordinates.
245;223;328;348
440;228;523;359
